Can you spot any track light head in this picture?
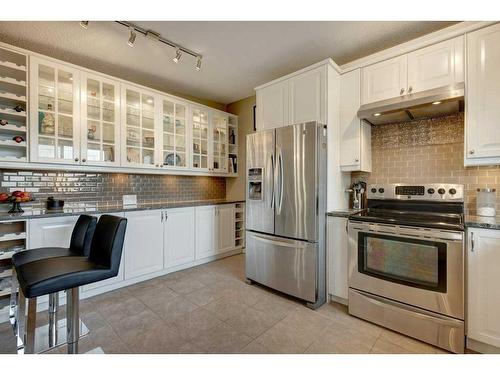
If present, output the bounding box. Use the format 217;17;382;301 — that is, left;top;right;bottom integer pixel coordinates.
173;49;182;63
127;27;137;47
80;21;89;29
196;56;202;71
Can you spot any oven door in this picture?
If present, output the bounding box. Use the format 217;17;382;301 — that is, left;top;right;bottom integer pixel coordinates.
348;222;464;319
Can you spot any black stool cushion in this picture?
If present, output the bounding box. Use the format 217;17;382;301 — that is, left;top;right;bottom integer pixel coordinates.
16;257;115;298
12;215;97;268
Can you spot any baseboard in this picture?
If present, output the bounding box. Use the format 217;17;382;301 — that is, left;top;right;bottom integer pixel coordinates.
467;337;500;354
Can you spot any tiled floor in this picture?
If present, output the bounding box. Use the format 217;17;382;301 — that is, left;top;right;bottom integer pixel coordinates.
0;254;449;354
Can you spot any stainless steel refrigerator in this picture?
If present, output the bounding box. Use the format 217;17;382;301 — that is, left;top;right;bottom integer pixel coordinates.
245;121;327;309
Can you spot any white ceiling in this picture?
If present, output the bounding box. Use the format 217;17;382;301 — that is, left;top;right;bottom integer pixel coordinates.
0;21;457;105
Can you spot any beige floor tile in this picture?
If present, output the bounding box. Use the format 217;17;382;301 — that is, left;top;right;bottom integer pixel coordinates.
96;296;148;326
184;285;226;307
252;292;299;321
241;340;270;354
204;296;247;322
167;278;206;294
370;337;417;354
122;322;188;354
134;284;179;308
76;325;130;354
194;321;253;353
171;307;224;342
109;308;163;343
226;306;281;338
148;296;199;323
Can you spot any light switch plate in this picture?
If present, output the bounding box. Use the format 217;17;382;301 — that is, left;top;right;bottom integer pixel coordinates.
122;195;137;205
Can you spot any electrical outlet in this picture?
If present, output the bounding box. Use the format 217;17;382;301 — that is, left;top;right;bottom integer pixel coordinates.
123;195;137;206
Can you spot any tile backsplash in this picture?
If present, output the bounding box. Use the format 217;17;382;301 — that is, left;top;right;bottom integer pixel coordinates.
352;112;500;215
0;170;226;207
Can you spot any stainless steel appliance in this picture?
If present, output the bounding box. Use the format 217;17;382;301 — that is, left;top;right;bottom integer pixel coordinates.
348;183;465;353
245;121;327;309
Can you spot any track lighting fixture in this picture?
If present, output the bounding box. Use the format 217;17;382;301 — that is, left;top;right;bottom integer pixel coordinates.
80;21;89;29
173;49;182;63
127;27;137;47
196;56;202;71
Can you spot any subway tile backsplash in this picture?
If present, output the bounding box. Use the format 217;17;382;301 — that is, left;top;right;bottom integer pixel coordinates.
352;113;500;215
0;170;226;208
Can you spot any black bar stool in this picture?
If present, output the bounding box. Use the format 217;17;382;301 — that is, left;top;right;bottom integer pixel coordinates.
10;215;97;347
14;214;127;354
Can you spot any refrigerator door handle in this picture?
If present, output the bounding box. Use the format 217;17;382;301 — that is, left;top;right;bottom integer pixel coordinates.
277;147;284;215
251;232;307;249
270;153;275;209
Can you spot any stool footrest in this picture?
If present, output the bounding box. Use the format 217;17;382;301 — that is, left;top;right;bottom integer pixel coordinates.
17;318;89;354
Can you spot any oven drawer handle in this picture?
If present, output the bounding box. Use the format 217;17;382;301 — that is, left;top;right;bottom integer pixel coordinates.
353;290;463;327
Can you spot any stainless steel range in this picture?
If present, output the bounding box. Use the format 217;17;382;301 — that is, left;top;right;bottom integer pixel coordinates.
348;183;465;353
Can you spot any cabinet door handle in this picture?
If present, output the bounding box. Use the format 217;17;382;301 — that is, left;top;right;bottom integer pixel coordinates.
469;150;475;155
355;158;359;163
470;232;475;252
74;158;79;162
408;86;413;93
161;212;164;222
400;88;405;95
82;158;86;163
165;212;168;220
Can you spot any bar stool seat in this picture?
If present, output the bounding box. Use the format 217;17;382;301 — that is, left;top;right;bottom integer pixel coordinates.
14;214;127;354
17;257;115;299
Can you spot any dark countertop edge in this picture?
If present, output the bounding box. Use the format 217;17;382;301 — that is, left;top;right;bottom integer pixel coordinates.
326;209;364;218
0;199;245;222
464;217;500;230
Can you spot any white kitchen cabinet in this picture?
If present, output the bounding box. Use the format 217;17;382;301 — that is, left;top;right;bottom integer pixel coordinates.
465;23;500;165
467;228;500;351
80;72;121;167
123;210;164;279
339;69;371;172
256;80;289;131
211;112;229;173
288;66;326;124
326;216;348;303
29;56;81;164
121;84;159;169
361;55;407;104
195;205;216;260
190;105;210;171
28;215;79;248
407;36;464;94
163;207;195;268
216;204;235;253
158;96;189;169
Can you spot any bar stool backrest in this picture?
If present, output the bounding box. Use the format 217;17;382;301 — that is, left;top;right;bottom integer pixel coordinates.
70;215;97;256
88;215;127;273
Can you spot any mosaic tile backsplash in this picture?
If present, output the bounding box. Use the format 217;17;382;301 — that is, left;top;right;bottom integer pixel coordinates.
352;113;500;215
0;171;226;208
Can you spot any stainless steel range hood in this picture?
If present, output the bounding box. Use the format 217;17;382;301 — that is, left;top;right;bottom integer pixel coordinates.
357;83;464;125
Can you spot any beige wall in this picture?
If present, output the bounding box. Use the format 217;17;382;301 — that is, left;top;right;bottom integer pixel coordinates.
225;96;256;200
352;113;500;215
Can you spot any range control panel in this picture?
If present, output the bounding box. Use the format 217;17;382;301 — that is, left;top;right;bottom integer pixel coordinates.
367;183;464;202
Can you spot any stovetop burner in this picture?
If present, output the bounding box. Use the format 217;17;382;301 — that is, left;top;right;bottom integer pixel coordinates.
349;183;465;231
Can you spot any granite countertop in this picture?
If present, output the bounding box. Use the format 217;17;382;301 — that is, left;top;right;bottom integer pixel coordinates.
464;214;500;230
0;199;245;222
326;209;365;218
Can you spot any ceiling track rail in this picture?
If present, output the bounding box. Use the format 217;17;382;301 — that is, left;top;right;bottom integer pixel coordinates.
115;21;201;59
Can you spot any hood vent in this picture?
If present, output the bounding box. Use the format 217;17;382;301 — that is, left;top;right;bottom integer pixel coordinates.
357;83;464;125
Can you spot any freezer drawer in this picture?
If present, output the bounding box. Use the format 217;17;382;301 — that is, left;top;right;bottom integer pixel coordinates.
246;231;317;302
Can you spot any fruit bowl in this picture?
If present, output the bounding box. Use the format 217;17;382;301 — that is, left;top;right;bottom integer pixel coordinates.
0;191;34;213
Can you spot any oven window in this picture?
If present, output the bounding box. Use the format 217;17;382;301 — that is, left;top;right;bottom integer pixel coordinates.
358;232;447;292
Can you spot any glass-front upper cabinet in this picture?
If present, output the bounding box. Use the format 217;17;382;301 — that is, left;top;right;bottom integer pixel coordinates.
30;57;80;163
80;73;120;166
190;106;209;171
211;112;228;173
159;97;188;169
121;85;157;168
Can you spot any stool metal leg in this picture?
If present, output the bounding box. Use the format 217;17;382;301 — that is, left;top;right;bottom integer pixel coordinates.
16;287;26;353
66;288;79;354
24;296;37;354
9;267;18;325
48;293;59;347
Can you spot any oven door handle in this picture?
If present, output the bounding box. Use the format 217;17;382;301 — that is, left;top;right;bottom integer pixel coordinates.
349;224;463;242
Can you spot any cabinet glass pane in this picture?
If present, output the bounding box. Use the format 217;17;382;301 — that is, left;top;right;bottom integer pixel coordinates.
38;111;55;135
176;104;186;119
163;116;174;133
143;130;155;149
58;115;73;138
143;149;154;165
177;152;186;167
87;79;100;99
38;65;55;88
176;119;185;135
126;127;140;147
126;147;140;163
163;101;174;116
87;97;100;120
163;133;174;150
103;145;115;162
201;156;207;168
87;142;101;161
57;139;74;159
102;123;114;143
38;85;55;111
38;137;55;159
102;83;114;101
87;120;100;141
176;136;185;152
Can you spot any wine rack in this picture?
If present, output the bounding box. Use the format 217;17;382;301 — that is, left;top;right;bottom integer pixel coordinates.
234;202;245;249
0;46;28;162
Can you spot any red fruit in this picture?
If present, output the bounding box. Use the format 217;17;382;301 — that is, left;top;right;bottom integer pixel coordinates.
0;193;9;202
12;190;23;198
